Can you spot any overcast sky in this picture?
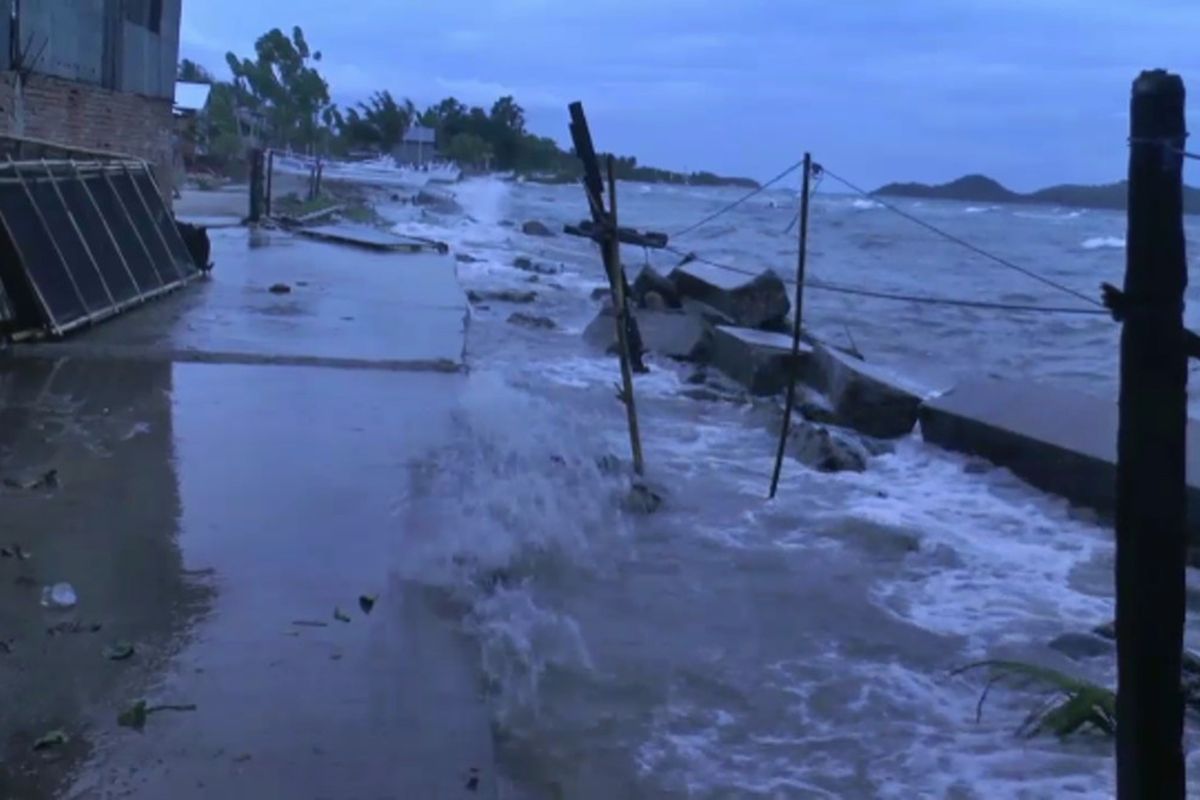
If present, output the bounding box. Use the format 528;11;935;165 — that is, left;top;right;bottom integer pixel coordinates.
180;0;1200;191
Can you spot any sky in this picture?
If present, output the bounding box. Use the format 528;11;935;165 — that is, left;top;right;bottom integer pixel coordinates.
180;0;1200;191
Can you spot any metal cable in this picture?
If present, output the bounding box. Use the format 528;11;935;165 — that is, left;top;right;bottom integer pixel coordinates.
672;158;806;240
815;165;1105;308
662;245;1108;316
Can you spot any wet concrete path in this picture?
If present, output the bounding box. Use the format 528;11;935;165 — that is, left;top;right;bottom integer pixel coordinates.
0;228;495;798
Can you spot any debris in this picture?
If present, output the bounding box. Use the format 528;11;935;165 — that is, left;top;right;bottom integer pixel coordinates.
0;544;31;560
513;256;560;275
668;263;790;329
47;621;102;636
591;286;610;301
334;607;351;623
103;641;136;661
32;729;69;751
358;595;377;615
40;582;78;610
291;619;329;628
268;283;292;295
0;639;13;654
119;701;198;732
234;753;253;763
507;312;557;330
466;766;481;791
467;289;538;305
631;265;681;308
521;220;555;237
788;421;869;473
3;469;58;491
455;253;484;264
296;280;309;287
953;660;1115;739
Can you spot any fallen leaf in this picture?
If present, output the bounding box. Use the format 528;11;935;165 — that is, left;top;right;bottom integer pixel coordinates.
32;729;69;751
358;594;377;615
103;641;135;661
333;607;351;623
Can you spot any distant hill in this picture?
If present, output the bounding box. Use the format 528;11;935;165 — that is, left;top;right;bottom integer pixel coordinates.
875;174;1200;214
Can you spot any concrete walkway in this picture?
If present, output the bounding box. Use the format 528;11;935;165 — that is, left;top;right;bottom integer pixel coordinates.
0;227;495;798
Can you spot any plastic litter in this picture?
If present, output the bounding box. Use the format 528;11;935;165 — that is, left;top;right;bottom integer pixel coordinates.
40;582;78;610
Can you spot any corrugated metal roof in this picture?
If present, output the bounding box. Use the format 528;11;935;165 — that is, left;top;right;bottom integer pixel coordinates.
404;125;436;144
174;81;211;112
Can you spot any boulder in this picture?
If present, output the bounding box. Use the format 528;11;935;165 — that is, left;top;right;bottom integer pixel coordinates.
788;420;868;473
806;342;923;439
667;263;789;329
590;286;610;301
513;256;560;275
455;252;484;264
507;312;556;330
1048;632;1114;661
583;305;714;362
630;265;681;308
643;292;666;311
414;189;462;215
467;289;537;304
710;325;811;396
521;220;555;237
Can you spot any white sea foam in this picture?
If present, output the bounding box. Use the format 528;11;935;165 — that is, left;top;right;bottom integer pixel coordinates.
852;199;882;210
1081;236;1125;250
964;205;997;214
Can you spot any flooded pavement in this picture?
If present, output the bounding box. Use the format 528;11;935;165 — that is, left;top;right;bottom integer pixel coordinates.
0;227;496;798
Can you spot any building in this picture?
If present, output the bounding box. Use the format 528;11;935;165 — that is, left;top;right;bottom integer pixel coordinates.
0;0;183;200
394;124;437;165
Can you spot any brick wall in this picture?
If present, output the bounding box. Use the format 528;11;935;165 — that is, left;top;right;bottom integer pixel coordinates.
0;72;175;202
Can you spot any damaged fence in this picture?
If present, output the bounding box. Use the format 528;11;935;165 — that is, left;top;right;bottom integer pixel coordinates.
0;159;200;337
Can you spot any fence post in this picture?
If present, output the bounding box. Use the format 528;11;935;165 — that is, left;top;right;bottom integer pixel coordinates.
1115;68;1188;799
265;149;274;218
768;152;812;498
248;147;264;223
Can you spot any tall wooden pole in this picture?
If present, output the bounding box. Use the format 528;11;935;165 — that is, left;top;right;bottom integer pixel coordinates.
768;153;812;498
1116;69;1187;800
605;155;645;475
248;147;264;223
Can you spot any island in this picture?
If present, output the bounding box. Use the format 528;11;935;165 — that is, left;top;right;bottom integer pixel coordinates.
874;173;1200;214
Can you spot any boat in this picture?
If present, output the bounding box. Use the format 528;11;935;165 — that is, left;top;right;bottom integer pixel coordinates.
270;152;462;190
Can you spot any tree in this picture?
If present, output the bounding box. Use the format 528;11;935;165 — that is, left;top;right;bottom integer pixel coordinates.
178;58;213;83
339;90;415;151
443;133;493;169
225;26;333;152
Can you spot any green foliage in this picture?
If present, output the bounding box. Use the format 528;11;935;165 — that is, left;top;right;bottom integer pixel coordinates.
443;133;493;168
177;58;213;83
953;660;1116;739
338;90;415;151
225;26;332;152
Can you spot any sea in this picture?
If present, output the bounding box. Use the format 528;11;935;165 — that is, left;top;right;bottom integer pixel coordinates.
380;176;1200;799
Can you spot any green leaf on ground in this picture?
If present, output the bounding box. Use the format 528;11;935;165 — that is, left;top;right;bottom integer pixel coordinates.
103;641;135;661
953;659;1116;739
32;729;69;750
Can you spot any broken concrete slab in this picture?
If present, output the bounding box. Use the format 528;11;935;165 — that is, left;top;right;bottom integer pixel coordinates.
583;306;713;361
296;223;444;253
630;265;681;308
667;263;789;329
788;420;869;473
710;325;811;396
467;289;537;305
806;342;926;439
920;377;1200;540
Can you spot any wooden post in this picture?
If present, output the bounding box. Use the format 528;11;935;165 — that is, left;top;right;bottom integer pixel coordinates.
1116;69;1188;800
768;153;812;498
265;149;274;217
248;147;264;223
605;155;645;475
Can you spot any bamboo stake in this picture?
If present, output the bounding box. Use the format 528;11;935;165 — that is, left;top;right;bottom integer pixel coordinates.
605;155;645;476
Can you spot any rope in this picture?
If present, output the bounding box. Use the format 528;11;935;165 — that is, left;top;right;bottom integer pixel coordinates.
672;158;806;240
814;165;1105;308
662;245;1108;316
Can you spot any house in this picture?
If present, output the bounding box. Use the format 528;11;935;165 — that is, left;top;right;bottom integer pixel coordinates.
173;79;211;175
394;124;437;165
0;0;183;200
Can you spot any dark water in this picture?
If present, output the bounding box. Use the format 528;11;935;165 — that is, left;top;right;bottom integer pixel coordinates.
380;179;1200;798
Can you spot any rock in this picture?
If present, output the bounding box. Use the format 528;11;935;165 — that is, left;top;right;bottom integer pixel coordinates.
667;263;789;329
686;369;708;385
1048;632;1114;660
590;286;610;301
798;398;838;425
788;421;868;473
807;342;923;439
467;289;537;304
499;220;515;228
710;325;811;396
1093;620;1116;640
268;283;292;294
507;312;556;330
680;388;725;403
521;220;555;237
455;253;484;264
513;257;560;275
643;292;666;311
413;189;462;215
623;482;663;514
630;265;681;308
583;305;713;361
596;454;624;475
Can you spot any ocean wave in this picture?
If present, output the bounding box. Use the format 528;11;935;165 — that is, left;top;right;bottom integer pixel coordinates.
964;206;998;214
1081;236;1125;250
852;199;882;211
